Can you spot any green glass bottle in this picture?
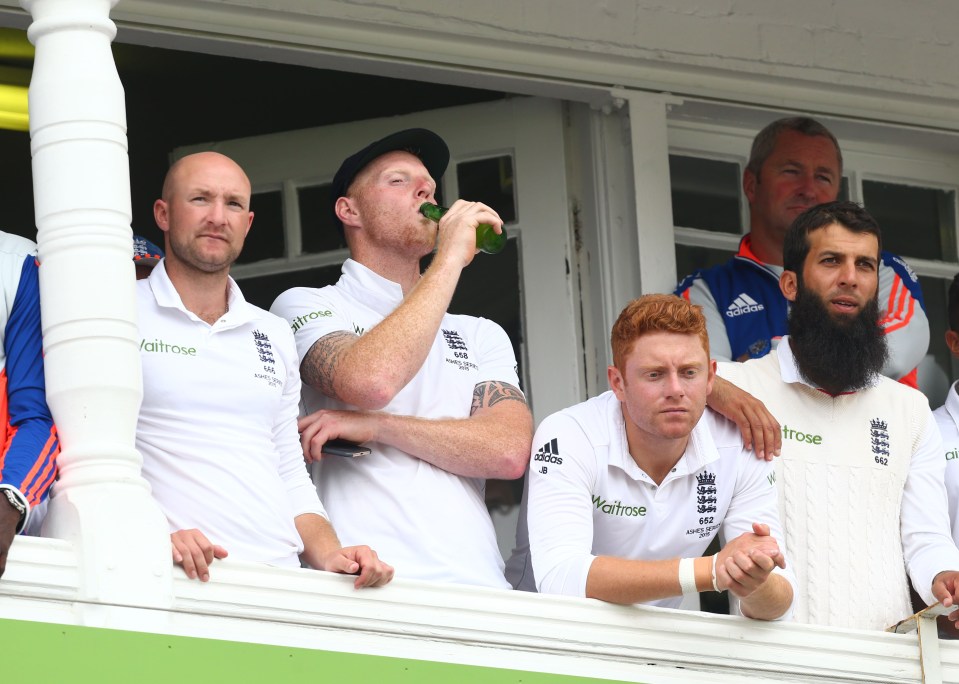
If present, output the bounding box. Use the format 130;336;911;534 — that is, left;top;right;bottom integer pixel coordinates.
419;202;507;255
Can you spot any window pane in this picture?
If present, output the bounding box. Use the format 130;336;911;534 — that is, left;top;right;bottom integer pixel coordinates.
669;155;741;234
456;156;516;223
675;243;734;282
299;184;346;253
239;190;285;264
862;180;957;261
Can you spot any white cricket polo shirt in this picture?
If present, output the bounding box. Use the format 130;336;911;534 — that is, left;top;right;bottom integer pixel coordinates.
934;381;959;547
720;340;959;628
271;259;519;588
512;390;790;610
137;261;327;567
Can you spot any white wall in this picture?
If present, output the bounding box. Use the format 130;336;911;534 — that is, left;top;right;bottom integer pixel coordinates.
249;0;959;98
0;1;955;122
1;1;948;129
63;0;959;129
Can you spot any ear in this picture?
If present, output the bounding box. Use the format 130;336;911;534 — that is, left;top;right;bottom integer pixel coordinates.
335;196;360;228
743;168;758;205
608;365;626;401
243;210;254;239
946;330;959;359
705;358;717;396
780;270;798;302
153;199;170;233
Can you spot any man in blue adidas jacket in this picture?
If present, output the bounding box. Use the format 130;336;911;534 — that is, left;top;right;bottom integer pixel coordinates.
0;232;59;578
675;117;928;387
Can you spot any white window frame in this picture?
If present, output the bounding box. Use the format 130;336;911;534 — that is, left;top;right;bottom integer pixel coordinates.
668;103;959;278
666;100;959;403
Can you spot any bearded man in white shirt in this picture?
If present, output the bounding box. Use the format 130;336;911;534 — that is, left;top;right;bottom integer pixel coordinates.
719;200;959;630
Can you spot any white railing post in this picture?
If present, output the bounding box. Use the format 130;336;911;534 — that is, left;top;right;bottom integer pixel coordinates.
21;0;172;608
889;602;955;683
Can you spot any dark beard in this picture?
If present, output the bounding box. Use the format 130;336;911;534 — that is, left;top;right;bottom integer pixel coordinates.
787;284;888;394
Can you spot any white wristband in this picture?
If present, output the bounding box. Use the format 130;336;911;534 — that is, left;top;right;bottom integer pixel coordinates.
678;557;697;596
710;554;720;592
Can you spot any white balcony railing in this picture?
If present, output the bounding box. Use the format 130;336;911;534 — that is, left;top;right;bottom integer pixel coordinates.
3;536;957;683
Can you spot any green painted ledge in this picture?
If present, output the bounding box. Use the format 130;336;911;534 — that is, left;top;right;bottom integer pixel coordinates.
1;618;640;683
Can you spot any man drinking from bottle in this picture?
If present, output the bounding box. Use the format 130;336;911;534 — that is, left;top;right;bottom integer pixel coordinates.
271;128;533;588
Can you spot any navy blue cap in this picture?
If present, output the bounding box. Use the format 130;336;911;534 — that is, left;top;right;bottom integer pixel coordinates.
330;128;449;232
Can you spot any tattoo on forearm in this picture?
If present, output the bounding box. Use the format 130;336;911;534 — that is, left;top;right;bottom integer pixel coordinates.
301;331;356;398
471;381;527;415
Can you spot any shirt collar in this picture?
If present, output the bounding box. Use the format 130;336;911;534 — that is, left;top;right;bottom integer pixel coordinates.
683;415;722;472
147;259;254;328
737;234;761;262
337;258;406;317
736;234;784;277
945;381;959;427
607;394;721;480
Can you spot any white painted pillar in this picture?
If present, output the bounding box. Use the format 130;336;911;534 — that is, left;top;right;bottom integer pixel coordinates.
618;89;679;295
570;90;680;390
22;0;172;608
